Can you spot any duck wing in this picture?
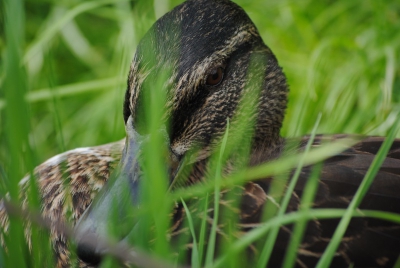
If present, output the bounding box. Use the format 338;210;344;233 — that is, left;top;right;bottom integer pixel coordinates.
260;136;400;267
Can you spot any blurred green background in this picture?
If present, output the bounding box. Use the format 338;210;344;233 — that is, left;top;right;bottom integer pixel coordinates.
1;0;400;175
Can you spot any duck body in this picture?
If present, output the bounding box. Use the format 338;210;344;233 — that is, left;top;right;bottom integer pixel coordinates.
1;0;400;267
2;136;399;267
265;136;400;267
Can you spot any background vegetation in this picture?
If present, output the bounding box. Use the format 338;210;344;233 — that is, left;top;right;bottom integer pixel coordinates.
1;0;399;167
1;0;399;267
0;0;400;168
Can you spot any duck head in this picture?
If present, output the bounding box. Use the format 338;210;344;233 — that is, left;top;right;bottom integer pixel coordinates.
75;0;288;264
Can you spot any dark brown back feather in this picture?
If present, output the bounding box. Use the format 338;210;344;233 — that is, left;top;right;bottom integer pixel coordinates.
262;136;400;267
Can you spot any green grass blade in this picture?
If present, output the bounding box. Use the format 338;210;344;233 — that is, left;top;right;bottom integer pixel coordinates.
3;0;33;266
282;163;322;268
198;193;209;265
256;113;322;267
23;0;130;64
205;119;230;268
181;198;200;268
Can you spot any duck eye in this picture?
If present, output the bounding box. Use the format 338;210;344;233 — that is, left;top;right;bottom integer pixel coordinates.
206;67;224;86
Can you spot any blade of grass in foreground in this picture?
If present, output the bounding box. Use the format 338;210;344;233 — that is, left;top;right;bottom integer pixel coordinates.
205;119;230;268
136;67;171;258
198;193;209;265
3;0;33;266
181;198;200;268
316;119;400;267
256;113;322;268
282;162;322;268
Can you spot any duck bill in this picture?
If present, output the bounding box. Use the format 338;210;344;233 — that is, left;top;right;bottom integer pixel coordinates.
74;119;142;262
74;116;180;264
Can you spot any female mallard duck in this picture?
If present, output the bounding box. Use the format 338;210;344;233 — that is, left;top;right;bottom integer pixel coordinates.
2;0;400;267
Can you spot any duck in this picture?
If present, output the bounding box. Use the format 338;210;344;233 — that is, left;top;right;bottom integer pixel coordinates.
1;0;400;267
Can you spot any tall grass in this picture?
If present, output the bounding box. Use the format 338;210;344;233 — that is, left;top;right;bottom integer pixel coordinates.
1;0;398;164
1;0;399;267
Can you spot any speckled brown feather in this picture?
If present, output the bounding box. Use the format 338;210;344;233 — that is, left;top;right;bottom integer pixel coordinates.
1;140;124;267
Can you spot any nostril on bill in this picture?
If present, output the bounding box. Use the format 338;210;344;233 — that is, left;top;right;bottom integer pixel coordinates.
76;242;103;266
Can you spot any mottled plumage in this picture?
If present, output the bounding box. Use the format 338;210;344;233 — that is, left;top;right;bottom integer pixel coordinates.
1;141;124;267
1;0;400;267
